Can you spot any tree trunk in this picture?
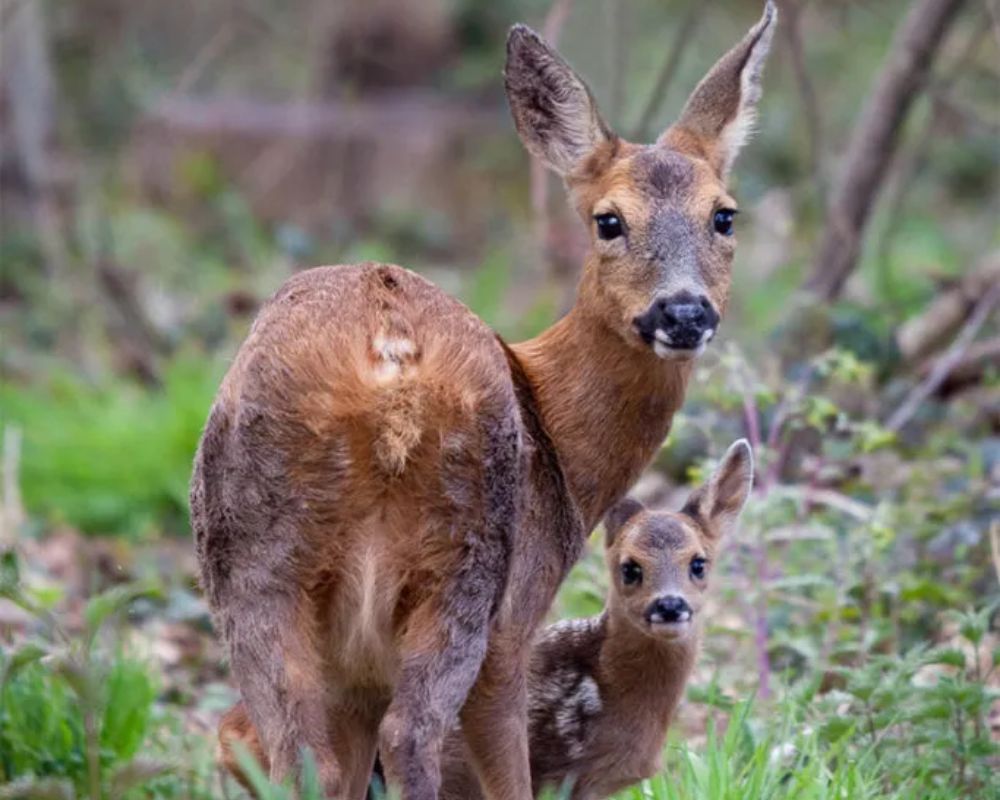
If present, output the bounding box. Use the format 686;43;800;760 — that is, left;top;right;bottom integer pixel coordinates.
804;0;968;300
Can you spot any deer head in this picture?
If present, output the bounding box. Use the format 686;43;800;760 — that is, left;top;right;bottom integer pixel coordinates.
505;2;776;360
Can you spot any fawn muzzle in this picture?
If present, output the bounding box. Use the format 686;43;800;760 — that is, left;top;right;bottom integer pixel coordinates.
645;594;693;626
634;291;720;358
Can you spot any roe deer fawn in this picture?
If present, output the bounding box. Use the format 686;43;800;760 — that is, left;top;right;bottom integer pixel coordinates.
218;441;753;799
191;5;776;799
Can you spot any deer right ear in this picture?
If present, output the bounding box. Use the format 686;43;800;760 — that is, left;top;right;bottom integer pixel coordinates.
661;2;777;177
505;24;614;176
603;497;644;547
683;440;754;539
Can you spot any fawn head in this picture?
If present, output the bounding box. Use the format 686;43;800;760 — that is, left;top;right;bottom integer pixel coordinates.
505;3;775;359
603;440;753;639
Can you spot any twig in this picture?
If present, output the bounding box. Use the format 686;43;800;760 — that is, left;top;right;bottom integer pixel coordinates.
542;0;575;42
777;0;825;208
1;426;24;545
989;521;1000;588
772;484;875;522
738;361;771;699
885;283;1000;432
167;23;234;100
986;0;1000;47
631;1;705;140
532;0;576;285
607;0;627;122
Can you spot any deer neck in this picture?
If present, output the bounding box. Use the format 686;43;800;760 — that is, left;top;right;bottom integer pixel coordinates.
511;300;692;531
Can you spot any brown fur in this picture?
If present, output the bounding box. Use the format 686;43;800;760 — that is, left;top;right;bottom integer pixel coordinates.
218;441;753;800
193;7;775;799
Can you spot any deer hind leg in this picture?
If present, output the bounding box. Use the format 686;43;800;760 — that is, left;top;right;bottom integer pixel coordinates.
379;411;520;799
378;591;494;800
221;583;348;795
217;695;384;800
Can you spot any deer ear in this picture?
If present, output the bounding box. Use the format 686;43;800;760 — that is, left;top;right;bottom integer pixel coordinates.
604;497;644;547
661;2;777;177
505;24;614;176
683;440;754;539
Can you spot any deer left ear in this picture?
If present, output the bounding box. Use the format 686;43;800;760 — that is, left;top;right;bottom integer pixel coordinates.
683;439;754;540
661;1;777;177
604;497;645;547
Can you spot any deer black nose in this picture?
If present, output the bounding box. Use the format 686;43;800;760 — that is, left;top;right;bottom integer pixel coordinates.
663;299;708;326
633;291;720;352
658;293;719;349
645;595;693;624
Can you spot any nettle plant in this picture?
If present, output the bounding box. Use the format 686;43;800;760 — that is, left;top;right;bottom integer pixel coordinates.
0;552;213;800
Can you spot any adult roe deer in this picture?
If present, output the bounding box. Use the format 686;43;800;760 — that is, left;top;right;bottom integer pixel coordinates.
190;5;776;799
219;441;754;799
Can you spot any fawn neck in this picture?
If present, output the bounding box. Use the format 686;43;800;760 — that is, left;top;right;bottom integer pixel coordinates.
599;610;698;720
512;286;692;530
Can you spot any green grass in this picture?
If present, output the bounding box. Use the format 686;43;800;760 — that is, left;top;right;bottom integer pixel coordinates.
0;355;223;538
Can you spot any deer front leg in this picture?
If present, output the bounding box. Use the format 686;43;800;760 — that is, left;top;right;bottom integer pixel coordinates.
459;634;532;800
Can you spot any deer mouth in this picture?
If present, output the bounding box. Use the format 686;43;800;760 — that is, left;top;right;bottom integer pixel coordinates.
633;293;719;360
651;327;715;359
647;618;694;639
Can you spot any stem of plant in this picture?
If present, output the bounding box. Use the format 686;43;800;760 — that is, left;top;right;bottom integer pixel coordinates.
741;366;771;700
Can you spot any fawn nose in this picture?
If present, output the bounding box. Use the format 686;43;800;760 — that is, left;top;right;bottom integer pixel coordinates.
635;292;719;352
645;595;693;625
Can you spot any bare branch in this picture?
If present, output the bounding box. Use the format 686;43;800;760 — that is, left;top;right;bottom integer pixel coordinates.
896;254;1000;363
607;0;628;122
804;0;969;300
772;485;875;522
531;0;576;286
1;426;24;545
875;24;991;296
885;282;1000;432
630;1;706;141
991;521;1000;588
777;0;825;208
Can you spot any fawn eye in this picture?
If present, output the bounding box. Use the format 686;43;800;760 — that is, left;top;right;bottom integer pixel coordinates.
620;559;643;586
595;213;624;240
713;209;737;236
690;557;707;580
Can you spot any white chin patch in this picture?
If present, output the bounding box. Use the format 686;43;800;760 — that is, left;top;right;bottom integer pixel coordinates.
648;619;693;638
650;327;716;360
652;341;674;359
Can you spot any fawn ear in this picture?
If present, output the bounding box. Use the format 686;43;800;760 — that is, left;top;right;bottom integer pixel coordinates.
683;440;754;539
505;24;614;176
661;2;776;177
604;497;645;547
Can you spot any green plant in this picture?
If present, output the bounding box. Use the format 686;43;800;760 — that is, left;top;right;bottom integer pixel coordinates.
0;552;214;799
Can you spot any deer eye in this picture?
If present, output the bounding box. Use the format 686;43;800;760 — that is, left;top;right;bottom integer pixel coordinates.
595;213;624;240
690;557;707;580
620;559;642;586
713;209;737;236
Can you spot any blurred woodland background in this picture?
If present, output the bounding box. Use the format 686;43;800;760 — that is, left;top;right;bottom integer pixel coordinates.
0;0;998;798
